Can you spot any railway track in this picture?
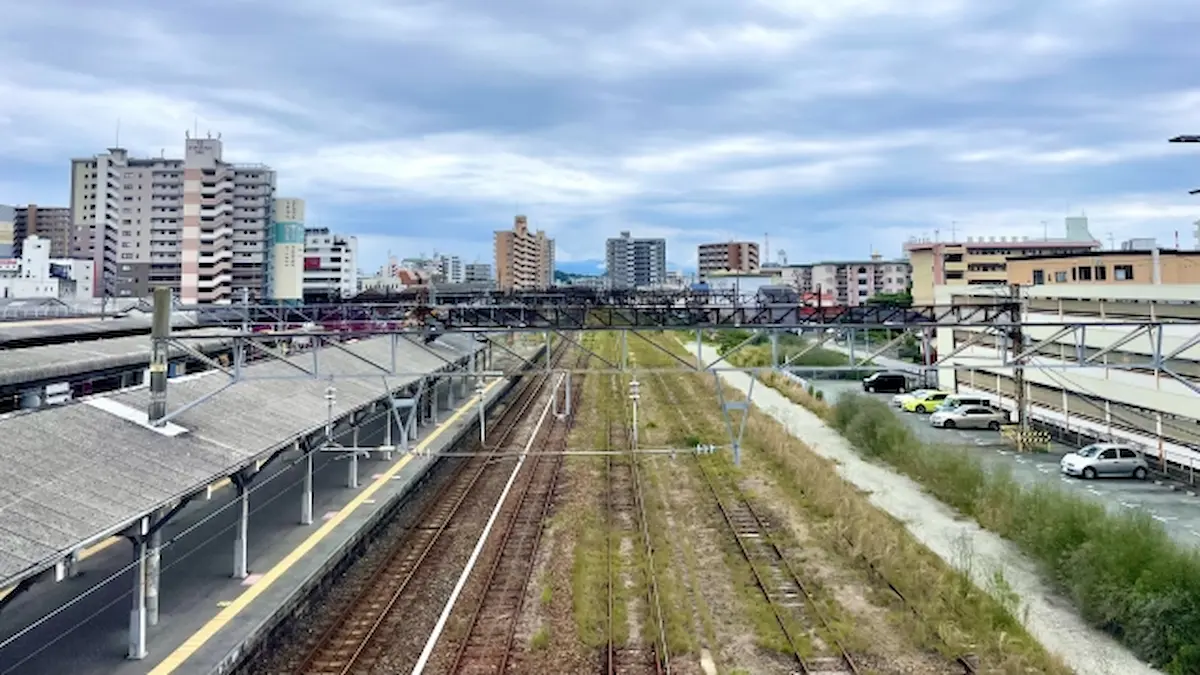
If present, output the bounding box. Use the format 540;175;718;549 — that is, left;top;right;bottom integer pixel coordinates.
661;364;980;674
650;368;858;675
604;375;669;675
290;340;572;675
445;347;589;674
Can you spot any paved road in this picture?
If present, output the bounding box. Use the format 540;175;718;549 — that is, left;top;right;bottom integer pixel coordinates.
812;380;1200;549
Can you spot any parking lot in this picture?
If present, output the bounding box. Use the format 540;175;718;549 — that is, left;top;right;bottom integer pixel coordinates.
813;379;1200;549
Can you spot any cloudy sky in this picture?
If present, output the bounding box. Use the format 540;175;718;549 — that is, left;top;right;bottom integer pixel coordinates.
2;0;1200;274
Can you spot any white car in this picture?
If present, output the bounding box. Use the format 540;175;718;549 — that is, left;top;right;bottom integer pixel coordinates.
892;389;930;408
1060;443;1149;480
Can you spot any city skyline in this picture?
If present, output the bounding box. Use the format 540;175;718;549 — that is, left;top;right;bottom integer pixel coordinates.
3;1;1199;277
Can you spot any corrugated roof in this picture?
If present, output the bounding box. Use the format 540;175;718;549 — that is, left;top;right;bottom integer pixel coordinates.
0;329;238;388
0;333;481;587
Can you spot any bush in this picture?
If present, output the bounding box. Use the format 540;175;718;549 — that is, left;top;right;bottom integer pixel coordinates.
828;393;1200;673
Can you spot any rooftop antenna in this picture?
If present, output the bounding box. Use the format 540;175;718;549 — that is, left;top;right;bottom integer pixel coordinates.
1106;232;1115;250
949;221;958;240
193;117;199;139
114;118;121;147
1041;220;1048;240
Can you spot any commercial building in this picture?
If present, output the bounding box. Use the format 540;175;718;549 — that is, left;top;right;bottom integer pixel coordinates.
0;235;94;301
1006;249;1200;286
935;283;1200;464
606;231;667;289
70;134;276;303
702;271;780;299
767;255;911;306
303;227;358;300
698;241;759;277
14;205;72;258
905;216;1101;304
0;206;14;257
494;215;554;292
269;198;306;303
464;262;492;283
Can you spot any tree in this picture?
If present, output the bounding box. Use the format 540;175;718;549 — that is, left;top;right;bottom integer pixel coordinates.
866;291;913;308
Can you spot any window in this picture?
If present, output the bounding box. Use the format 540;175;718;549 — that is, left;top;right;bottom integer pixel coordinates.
1054;271;1068;282
1099;449;1118;460
1114;264;1134;280
943;253;964;263
1032;269;1045;285
1094;265;1107;281
1076;266;1092;281
945;270;964;280
1119;449;1138;459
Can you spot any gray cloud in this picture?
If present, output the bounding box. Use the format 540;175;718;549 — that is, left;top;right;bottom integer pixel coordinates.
0;0;1198;271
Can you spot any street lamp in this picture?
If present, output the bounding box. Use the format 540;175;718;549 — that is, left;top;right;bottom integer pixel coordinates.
1169;136;1200;195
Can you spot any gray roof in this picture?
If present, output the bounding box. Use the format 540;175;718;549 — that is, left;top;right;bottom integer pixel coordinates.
0;330;237;388
0;333;481;587
0;311;201;346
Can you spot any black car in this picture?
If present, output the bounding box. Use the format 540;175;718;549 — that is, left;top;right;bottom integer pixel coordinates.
862;372;909;393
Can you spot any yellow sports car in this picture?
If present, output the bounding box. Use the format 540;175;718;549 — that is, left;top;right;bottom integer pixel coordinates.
902;390;950;413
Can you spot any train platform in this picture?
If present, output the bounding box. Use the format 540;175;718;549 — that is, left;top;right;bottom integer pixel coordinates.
0;374;514;675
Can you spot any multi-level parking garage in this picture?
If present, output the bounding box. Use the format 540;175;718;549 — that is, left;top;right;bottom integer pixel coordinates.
935;283;1200;475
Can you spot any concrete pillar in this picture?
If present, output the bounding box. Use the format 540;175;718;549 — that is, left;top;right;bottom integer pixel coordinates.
127;517;149;660
146;523;162;626
348;426;360;489
383;406;394;461
301;441;313;525
233;482;249;579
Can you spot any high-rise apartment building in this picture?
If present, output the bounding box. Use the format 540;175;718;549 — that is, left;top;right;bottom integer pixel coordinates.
494;215;554;292
303;227;358;300
464;262;492;283
69;134;276;303
606;231;667;289
769;255;911;306
270;198;306;303
698;241;759;278
14;205;72;258
904;217;1101;304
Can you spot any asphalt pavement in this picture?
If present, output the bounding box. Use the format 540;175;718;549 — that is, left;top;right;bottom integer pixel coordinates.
811;379;1200;550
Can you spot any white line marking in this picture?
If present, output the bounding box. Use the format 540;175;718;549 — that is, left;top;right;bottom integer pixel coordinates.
410;374;560;675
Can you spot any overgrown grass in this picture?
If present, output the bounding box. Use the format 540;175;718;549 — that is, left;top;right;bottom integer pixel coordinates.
829;393;1200;674
648;330;1070;671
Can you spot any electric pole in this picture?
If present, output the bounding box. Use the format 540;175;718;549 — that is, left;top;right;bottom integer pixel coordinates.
1008;284;1029;441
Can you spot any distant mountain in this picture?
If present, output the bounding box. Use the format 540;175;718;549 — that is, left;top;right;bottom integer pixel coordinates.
555;259;606;276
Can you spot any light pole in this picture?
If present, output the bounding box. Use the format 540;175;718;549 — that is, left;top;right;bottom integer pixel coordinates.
629;379;640;450
1169;136;1200;195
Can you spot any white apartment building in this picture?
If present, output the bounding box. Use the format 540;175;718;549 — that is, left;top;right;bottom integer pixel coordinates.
436;254;465;283
935;284;1200;465
0;236;94;301
69;133;276;303
304;227;358;300
766;254;911;306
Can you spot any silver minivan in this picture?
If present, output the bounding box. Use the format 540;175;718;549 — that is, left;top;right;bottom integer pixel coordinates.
1060;443;1149;480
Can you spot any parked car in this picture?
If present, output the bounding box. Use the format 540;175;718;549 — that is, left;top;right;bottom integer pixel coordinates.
1060;443;1149;480
902;390;950;413
935;394;993;412
862;371;910;393
930;405;1008;430
892;388;930;407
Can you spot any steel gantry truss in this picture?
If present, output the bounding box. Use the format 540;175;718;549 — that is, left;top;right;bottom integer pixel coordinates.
147;293;1200;465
